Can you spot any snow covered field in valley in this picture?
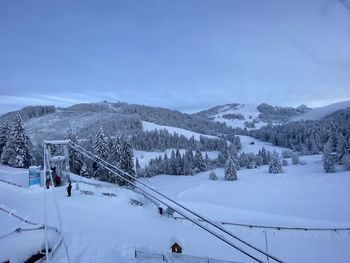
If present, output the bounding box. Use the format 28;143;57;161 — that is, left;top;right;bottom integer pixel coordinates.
1;150;350;263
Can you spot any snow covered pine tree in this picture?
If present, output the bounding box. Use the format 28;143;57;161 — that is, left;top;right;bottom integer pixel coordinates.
0;121;11;157
1;114;32;168
268;151;283;174
194;149;206;172
65;128;81;174
323;140;335;173
93;127;108;180
225;152;238;181
118;137;135;186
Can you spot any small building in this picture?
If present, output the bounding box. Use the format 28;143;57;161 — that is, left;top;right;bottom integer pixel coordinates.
169;236;184;254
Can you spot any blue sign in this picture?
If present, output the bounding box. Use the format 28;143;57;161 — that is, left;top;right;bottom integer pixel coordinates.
29;166;41;187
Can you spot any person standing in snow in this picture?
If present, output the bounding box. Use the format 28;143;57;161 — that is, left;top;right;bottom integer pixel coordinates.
67;181;72;197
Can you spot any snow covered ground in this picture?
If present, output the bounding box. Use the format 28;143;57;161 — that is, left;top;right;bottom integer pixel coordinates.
238;135;288;155
0;164;29;187
142;121;218;140
1;151;350;262
206;104;266;129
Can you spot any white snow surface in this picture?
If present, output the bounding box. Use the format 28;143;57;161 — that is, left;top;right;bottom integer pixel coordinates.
1;151;350;262
293;100;350;121
142;121;217;140
0;165;29;187
207;104;266;129
238;135;289;154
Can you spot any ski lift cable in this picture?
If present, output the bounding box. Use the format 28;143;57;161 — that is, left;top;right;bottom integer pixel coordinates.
68;143;264;263
173;216;350;232
69;140;284;263
69;142;279;263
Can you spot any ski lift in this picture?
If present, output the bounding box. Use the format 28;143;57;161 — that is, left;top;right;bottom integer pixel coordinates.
43;140;71;187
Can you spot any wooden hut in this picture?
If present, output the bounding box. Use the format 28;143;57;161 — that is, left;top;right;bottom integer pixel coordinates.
169;236;184;254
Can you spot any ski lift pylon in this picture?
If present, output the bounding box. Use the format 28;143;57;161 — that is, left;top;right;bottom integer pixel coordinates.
43;140;71;187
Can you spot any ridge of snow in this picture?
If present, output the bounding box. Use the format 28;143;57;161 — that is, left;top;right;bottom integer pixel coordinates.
142;121;217;140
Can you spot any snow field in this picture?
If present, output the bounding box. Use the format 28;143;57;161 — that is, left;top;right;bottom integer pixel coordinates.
142;121;218;140
0;144;350;262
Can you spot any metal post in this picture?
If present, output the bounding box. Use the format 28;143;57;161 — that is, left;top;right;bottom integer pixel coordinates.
43;142;50;262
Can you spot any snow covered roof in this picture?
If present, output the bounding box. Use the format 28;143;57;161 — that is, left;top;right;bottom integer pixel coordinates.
169;235;185;249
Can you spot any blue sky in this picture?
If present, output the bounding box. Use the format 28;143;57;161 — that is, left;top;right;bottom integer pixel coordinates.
0;0;350;114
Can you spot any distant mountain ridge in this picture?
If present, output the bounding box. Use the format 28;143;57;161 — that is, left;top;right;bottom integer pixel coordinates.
0;101;233;144
193;103;312;129
293;100;350;121
1;100;349;144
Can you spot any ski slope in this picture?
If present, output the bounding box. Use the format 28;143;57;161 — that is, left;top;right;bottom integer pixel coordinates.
142;121;218;140
207;104;266;129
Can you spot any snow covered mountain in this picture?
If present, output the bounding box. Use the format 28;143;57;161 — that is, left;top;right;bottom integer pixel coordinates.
1;100;350;144
194;103;312;129
0;102;232;144
293;100;350;121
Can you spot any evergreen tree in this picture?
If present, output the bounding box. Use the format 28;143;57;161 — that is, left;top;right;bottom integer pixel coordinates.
323;140;335;173
118;137;135;186
93;128;108;158
175;149;183;175
169;150;177;175
183;152;191;175
1;114;32;168
225;153;238;181
268;151;283;174
92;128;108;179
107;136;122;183
0;121;10;157
260;147;269;165
65;128;81;174
163;153;170;174
194;150;206;172
229;147;240;170
341;154;350;171
204;152;210;168
336;135;347;162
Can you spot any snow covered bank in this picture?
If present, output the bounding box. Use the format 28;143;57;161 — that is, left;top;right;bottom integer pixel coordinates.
0;164;29;187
